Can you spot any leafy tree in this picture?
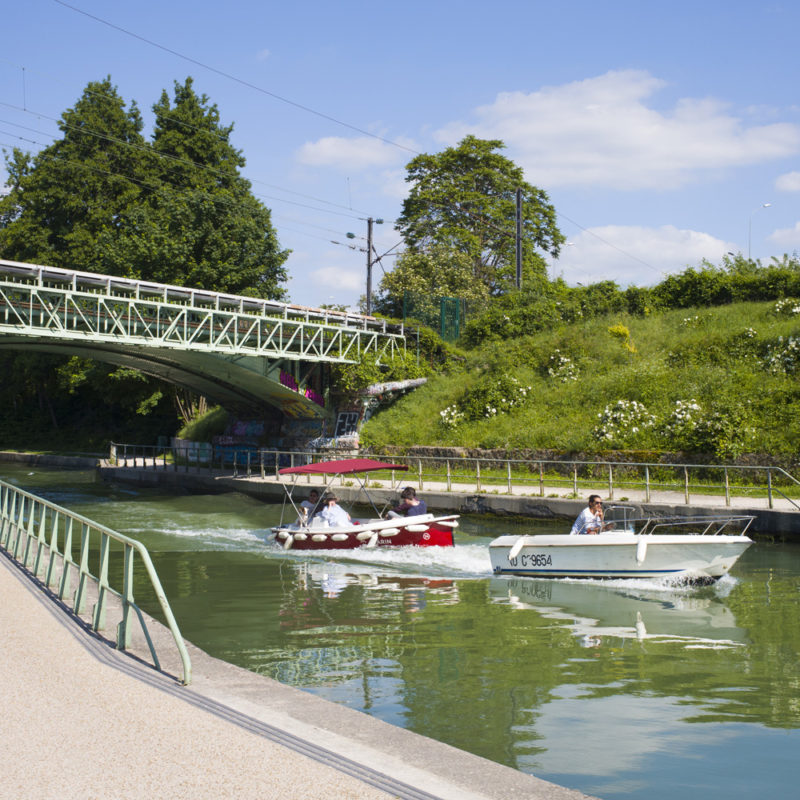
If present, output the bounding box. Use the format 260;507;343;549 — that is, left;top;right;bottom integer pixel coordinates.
395;136;564;296
373;244;490;318
0;77;290;443
107;78;289;297
0;77;148;269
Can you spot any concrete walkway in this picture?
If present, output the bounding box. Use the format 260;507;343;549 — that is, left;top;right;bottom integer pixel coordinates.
0;550;593;800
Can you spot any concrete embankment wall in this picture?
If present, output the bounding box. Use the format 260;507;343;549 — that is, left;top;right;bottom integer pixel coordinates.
2;452;796;538
0;450;100;468
95;462;800;540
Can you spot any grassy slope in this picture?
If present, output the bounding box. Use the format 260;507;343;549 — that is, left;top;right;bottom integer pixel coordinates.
362;300;800;456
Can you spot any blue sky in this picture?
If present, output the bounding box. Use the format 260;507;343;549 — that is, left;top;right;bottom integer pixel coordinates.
2;0;799;308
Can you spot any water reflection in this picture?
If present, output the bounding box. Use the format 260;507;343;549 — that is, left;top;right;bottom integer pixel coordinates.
3;464;800;800
490;577;748;648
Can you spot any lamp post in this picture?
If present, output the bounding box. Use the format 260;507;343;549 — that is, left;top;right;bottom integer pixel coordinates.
347;217;383;315
748;203;772;261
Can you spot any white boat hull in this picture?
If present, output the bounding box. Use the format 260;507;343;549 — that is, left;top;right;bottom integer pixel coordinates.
489;532;753;581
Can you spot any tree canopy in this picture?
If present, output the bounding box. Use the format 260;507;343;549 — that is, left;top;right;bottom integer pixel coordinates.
0;76;290;441
0;76;288;298
394;136;564;296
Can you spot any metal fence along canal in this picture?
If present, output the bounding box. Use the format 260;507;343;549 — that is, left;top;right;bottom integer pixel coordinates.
0;476;191;684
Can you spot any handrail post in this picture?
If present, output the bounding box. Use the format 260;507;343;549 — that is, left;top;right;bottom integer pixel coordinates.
684;467;690;504
418;459;423;491
118;544;135;649
476;459;481;493
573;464;578;496
724;468;730;506
645;465;650;503
539;462;544;496
767;468;774;509
608;466;614;501
507;460;512;494
446;460;451;492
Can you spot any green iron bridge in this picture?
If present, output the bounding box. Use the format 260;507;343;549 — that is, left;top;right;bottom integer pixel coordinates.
0;259;405;419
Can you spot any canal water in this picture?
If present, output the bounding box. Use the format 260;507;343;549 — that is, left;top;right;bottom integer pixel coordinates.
3;464;799;799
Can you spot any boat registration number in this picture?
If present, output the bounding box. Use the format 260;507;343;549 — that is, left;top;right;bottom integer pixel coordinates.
510;553;553;567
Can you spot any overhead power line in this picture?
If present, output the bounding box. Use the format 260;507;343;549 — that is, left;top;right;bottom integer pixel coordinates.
52;0;418;155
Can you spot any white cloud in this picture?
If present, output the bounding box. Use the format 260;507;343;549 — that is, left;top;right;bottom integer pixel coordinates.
436;70;800;190
768;221;800;248
309;265;363;292
295;136;411;171
776;171;800;191
551;224;734;286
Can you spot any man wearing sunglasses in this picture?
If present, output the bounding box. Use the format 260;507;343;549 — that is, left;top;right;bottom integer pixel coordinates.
570;495;604;535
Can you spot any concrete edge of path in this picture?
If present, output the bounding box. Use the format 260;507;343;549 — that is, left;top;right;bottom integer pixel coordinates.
0;548;596;800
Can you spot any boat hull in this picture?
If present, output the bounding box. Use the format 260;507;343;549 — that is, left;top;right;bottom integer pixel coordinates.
273;514;458;550
489;533;753;581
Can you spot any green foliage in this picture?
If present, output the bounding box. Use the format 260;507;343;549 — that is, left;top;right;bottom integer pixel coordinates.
395;136;564;296
330;348;430;395
178;405;230;442
0;76;289;447
362;298;800;458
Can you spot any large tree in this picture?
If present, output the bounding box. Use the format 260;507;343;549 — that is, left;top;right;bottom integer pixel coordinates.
395;135;564;296
107;78;288;297
0;77;289;441
0;77;148;268
374;244;489;319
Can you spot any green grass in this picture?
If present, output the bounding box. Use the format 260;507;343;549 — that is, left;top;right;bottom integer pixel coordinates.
362;300;800;461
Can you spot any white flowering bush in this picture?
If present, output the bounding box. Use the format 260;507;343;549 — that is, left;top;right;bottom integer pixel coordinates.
767;335;800;374
439;404;465;429
593;400;656;444
773;298;800;316
661;399;703;442
660;399;750;457
680;315;703;327
439;374;533;427
546;349;579;382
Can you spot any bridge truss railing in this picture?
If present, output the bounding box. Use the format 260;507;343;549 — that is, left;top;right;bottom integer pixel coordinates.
0;259;404;363
109;443;800;510
0;477;192;684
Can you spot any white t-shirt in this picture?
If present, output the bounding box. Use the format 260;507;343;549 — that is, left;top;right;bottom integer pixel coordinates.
570;507;602;536
318;503;350;527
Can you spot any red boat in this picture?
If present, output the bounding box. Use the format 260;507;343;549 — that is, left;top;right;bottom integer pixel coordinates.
271;458;459;550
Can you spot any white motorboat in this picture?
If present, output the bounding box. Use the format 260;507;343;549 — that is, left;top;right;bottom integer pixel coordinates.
271;458;459;551
489;507;754;583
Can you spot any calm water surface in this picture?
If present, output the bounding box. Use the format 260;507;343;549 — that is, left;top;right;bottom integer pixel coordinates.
4;465;799;799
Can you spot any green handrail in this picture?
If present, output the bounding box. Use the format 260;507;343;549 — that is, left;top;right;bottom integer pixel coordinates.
0;478;191;685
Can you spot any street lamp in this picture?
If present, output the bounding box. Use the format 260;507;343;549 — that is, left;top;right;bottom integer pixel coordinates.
347;217;383;315
748;203;772;261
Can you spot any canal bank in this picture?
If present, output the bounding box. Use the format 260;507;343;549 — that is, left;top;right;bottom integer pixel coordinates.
96;460;800;539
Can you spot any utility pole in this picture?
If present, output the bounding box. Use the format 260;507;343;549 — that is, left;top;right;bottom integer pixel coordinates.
515;188;522;289
366;217;374;315
346;217;383;315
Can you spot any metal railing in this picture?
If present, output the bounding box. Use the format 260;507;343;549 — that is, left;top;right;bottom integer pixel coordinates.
108;443;800;511
0;477;192;684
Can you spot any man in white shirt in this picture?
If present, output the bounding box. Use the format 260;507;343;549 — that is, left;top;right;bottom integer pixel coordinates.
318;493;351;527
299;489;320;523
570;495;604;535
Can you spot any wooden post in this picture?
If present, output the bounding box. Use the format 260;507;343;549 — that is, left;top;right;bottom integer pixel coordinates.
645;465;650;503
684;467;690;504
507;460;512;494
608;466;614;500
724;468;730;506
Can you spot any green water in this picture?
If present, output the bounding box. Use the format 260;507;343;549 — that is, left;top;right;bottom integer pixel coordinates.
4;464;799;799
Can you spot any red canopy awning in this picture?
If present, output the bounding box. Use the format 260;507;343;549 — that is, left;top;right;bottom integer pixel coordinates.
279;458;408;476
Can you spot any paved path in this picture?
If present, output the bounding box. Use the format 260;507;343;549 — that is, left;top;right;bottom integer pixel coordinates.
0;550;593;800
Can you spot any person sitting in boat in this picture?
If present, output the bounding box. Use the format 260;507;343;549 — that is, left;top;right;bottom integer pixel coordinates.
387;486;427;518
570;495;604;535
318;493;351;527
298;489;320;523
